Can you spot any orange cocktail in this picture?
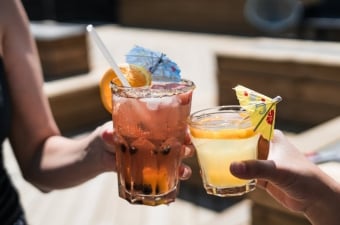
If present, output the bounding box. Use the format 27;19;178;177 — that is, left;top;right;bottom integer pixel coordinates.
188;106;259;197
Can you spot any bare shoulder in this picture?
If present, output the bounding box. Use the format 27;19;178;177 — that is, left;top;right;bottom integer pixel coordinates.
0;0;27;32
0;0;13;55
0;0;19;21
0;0;24;43
2;0;34;63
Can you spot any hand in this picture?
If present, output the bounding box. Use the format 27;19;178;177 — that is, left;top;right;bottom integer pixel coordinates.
100;122;195;180
178;131;195;180
230;130;340;219
95;121;117;171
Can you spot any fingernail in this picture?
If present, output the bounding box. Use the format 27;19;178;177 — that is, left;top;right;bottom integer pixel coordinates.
230;162;246;175
179;166;191;180
183;146;192;157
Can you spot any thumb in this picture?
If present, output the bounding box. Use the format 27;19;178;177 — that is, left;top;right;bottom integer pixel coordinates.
230;160;277;180
99;121;115;146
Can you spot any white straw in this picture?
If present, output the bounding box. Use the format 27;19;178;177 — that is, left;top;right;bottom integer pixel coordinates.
86;25;130;87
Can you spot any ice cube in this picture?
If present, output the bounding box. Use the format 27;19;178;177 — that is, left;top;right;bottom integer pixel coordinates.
140;98;162;110
139;96;179;110
160;96;178;108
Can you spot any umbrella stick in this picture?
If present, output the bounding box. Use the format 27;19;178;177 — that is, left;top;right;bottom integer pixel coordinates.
254;96;282;132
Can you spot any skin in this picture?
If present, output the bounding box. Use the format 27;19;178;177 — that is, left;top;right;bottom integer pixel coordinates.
0;0;193;193
230;130;340;225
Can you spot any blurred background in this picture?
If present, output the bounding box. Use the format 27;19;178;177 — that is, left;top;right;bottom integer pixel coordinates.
6;1;339;225
22;0;340;41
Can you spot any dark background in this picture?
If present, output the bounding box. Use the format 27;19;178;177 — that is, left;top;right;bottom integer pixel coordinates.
21;0;118;23
21;0;340;41
22;0;340;22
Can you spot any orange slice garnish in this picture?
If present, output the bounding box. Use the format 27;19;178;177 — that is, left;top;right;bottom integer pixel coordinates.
189;126;256;139
99;63;151;113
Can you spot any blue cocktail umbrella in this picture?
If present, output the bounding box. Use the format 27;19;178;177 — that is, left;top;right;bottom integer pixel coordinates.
126;45;181;82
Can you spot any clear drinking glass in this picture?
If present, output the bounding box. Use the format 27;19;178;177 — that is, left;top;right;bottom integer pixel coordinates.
188;105;259;197
111;79;195;206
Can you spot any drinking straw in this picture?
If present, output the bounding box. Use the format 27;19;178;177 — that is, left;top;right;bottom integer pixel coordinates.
86;25;130;87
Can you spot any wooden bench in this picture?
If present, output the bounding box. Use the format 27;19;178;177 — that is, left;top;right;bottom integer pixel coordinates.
118;0;262;35
31;22;90;80
30;22;110;135
44;70;111;135
216;38;340;131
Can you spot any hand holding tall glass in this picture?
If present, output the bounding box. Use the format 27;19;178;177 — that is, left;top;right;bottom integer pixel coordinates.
97;44;195;206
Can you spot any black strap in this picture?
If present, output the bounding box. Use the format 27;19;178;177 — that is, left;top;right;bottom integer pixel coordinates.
0;58;11;144
0;59;27;224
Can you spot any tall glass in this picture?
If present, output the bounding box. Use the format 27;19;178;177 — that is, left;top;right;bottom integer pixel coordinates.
111;80;195;206
188;106;259;197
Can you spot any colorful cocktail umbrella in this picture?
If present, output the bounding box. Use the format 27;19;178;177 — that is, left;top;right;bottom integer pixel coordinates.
233;85;282;141
126;45;181;82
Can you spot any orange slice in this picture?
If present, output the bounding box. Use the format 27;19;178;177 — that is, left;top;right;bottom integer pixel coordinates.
99;64;151;113
189;126;256;139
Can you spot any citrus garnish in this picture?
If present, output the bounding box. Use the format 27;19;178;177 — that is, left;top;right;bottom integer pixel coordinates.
189;126;256;139
99;63;152;113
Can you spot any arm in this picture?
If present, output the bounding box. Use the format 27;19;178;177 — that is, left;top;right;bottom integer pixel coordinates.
2;0;115;191
230;130;340;225
1;0;192;192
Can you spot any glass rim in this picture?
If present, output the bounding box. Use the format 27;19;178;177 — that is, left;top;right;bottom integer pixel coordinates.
110;79;195;98
189;105;246;117
188;105;250;127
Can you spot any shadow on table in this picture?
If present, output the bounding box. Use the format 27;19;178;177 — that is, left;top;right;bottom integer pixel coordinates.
178;181;244;212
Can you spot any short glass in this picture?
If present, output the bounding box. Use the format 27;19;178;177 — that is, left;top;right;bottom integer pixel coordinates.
111;79;195;206
188;105;259;197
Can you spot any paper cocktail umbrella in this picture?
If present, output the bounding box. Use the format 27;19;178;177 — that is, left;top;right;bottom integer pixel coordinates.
126;45;181;82
233;85;282;141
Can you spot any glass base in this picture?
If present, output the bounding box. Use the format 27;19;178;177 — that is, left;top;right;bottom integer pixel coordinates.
118;186;178;206
204;179;256;197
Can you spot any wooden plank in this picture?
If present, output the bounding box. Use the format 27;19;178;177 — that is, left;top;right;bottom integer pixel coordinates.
118;0;262;35
217;72;340;127
288;116;340;153
31;22;90;79
217;55;340;82
37;34;90;79
46;75;111;135
252;203;311;225
216;53;340;128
